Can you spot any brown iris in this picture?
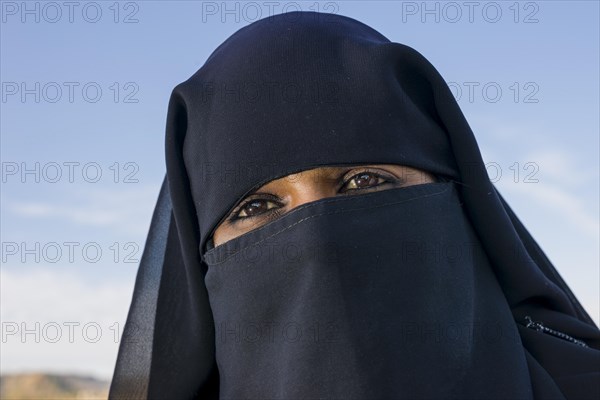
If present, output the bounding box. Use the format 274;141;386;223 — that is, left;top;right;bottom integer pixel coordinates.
238;199;278;218
343;172;385;191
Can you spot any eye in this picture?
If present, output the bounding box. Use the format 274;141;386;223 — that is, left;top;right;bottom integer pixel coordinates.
225;169;397;225
230;196;282;221
340;171;390;192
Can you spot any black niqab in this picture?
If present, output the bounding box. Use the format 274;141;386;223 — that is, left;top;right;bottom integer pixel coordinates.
109;11;600;399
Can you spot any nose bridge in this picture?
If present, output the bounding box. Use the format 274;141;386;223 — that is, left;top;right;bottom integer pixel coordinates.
287;170;337;209
293;187;331;207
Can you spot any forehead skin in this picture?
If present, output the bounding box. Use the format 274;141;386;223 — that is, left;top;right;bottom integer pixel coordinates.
212;164;436;247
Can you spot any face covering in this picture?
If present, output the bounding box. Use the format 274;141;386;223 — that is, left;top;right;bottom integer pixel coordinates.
109;11;600;400
204;182;533;399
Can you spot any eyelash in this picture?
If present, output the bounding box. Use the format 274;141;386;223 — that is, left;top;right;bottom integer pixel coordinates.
226;169;398;224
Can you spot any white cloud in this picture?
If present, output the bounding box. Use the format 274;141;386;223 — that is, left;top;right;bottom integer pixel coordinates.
0;268;135;380
5;184;160;236
497;145;599;240
524;149;598;188
499;179;599;240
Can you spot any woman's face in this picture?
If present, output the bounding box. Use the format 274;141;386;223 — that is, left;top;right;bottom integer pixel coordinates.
212;164;437;246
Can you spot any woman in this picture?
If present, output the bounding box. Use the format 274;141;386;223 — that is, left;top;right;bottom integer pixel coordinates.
109;11;599;399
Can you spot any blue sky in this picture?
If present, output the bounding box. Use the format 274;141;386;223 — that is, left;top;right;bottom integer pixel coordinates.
1;1;598;380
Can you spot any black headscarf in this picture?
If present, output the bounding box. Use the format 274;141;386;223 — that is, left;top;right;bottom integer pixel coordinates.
109;11;600;399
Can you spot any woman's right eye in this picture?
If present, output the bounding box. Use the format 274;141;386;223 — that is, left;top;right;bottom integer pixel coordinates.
234;199;280;220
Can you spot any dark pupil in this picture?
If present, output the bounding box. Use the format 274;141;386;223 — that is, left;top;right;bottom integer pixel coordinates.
244;200;267;216
355;173;376;188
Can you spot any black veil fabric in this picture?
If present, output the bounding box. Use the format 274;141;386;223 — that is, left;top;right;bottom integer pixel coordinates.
109;11;599;399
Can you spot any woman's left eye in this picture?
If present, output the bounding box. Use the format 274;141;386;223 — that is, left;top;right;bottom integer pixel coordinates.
341;172;388;191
